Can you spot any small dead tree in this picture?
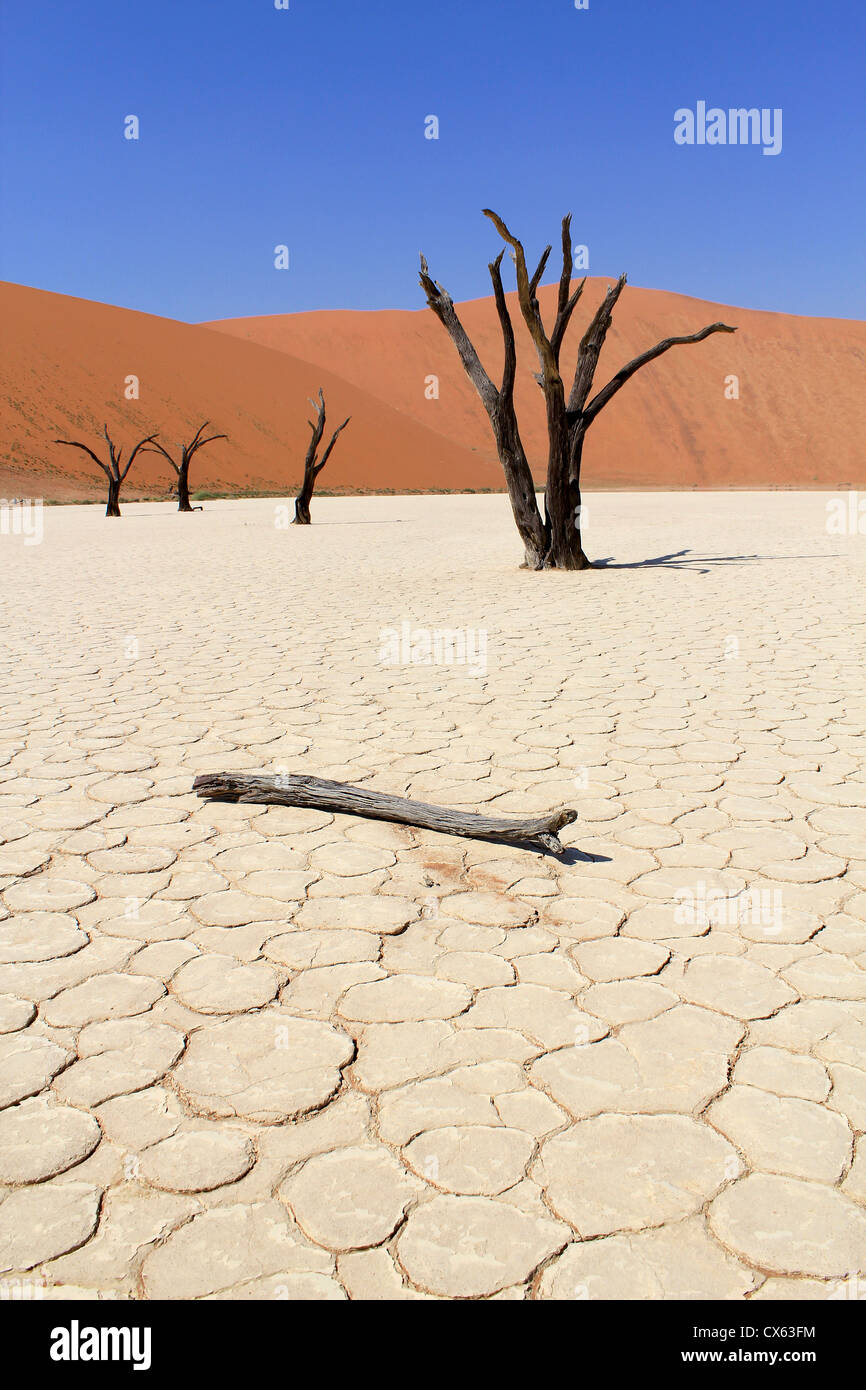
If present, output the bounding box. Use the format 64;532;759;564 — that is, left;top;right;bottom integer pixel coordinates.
420;211;737;569
293;389;350;524
145;422;227;511
55;424;159;517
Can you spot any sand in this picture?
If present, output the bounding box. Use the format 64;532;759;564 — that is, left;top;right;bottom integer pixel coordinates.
0;491;864;1299
0;281;490;503
206;278;866;490
4;277;865;505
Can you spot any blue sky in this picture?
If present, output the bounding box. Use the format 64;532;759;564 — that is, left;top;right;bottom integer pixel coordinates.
1;0;863;321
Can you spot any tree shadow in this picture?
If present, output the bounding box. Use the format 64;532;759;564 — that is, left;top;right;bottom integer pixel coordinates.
593;549;761;574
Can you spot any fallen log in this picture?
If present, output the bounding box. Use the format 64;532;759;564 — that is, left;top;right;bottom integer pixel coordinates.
192;772;577;855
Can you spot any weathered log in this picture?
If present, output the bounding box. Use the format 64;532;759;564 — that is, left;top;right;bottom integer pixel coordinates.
193;772;577;854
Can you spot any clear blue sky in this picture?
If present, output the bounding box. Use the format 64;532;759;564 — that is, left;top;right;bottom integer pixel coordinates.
1;0;863;321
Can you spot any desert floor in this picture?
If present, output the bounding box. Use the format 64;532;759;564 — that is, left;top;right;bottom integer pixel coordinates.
1;490;865;1301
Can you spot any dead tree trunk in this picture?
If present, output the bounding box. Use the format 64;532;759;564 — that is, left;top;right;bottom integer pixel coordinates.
293;490;312;526
419;250;546;568
420;211;737;569
55;425;159;517
293;390;350;524
194;771;577;855
144;423;227;511
177;466;193;512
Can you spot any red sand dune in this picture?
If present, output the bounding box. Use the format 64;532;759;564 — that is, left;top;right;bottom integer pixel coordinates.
2;276;863;501
0;281;496;501
204;279;866;489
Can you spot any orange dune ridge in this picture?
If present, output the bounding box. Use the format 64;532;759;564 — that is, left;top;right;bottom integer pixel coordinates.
2;277;863;501
0;281;496;501
204;278;866;490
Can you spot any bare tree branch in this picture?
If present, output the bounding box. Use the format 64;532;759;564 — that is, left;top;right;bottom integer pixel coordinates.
583;322;737;425
55;439;111;479
142;439;180;474
420;243;546;568
488;250;517;401
102;423;122;479
314;416;351;476
483;209;560;389
567;274;628;413
528;244;552;298
121;433;159;480
419;254;500;413
187;421;209;453
303;391;327;469
189;433;227;454
550;214;586;363
556;215;573;323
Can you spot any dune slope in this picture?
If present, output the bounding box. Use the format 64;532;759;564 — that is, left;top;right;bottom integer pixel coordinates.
3;277;862;501
204;279;866;489
0;282;496;501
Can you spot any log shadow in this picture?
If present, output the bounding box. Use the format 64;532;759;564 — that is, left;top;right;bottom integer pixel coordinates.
479;836;612;864
550;846;613;866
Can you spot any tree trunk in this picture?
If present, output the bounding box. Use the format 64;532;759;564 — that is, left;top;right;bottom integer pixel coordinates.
292;392;350;524
293;486;312;525
106;479;121;517
177;463;193;512
493;416;547;568
544;430;590;569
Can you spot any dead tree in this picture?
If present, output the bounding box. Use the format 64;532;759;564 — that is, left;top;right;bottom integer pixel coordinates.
145;422;227;511
420;211;737;569
55;424;159;516
194;772;577;855
293;389;350;524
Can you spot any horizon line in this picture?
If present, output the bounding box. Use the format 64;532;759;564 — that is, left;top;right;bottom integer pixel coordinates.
2;277;864;330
